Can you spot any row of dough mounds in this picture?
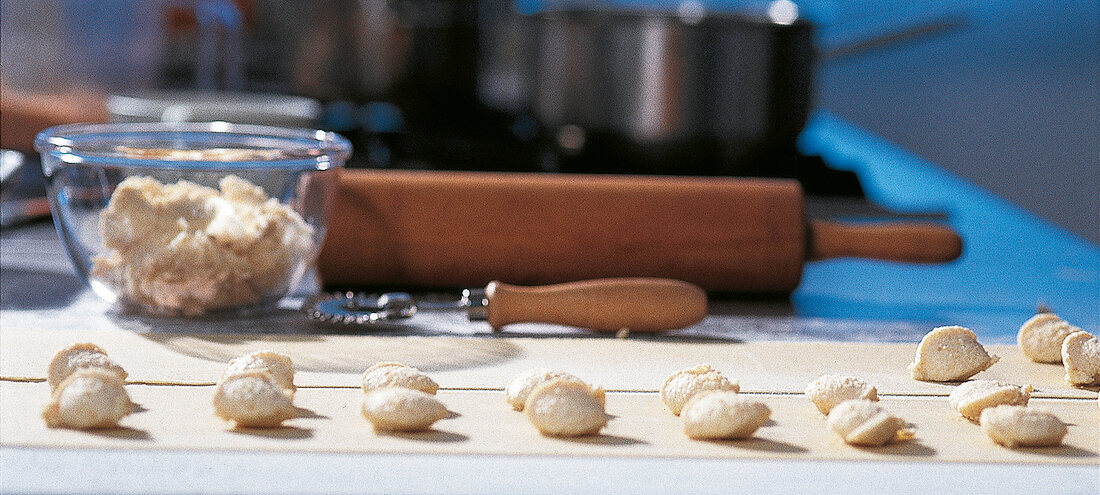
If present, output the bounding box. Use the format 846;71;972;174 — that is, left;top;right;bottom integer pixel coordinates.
900;314;1087;448
646;323;1078;451
807;372;1067;448
506;365;766;440
906;313;1097;388
38;344;450;432
38;321;1089;449
1018;313;1099;386
214;355;451;432
660;367;907;446
34;344;894;445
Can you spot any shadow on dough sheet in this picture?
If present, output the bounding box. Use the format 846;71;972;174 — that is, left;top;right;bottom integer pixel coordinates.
137;332;524;373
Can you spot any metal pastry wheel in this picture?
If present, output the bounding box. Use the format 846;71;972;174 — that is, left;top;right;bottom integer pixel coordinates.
303;278;707;332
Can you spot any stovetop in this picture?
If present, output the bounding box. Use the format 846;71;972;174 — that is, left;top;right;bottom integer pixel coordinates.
337;103;867;200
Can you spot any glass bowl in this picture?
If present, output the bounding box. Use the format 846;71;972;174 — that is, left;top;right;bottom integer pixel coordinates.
35;122;351;316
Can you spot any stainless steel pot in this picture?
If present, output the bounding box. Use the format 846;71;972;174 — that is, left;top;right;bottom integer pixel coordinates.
255;0;480;110
528;8;815;169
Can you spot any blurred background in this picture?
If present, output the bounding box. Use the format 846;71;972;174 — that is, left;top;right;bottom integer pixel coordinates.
2;0;1096;242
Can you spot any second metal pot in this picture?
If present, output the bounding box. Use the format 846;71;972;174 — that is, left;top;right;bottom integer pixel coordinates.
528;8;815;172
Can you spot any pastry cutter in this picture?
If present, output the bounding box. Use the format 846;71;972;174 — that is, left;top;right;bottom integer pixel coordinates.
303;277;706;332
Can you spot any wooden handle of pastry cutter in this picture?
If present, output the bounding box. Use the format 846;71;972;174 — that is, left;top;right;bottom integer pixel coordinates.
809;221;963;263
483;278;707;332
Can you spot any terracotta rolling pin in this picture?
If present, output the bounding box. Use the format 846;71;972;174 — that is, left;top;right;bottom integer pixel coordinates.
317;170;962;293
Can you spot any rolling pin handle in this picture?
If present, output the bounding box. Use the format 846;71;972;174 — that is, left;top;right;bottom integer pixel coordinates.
483;278;707;332
809;220;963;263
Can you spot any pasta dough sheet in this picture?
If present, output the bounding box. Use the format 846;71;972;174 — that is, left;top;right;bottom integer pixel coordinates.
1;382;1095;464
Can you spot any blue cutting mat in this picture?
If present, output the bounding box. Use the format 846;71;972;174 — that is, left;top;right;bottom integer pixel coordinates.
796;113;1098;343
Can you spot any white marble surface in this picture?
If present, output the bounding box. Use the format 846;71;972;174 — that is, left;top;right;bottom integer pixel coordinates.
2;447;1095;495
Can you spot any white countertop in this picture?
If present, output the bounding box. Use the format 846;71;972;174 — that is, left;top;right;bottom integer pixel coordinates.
3;115;1097;494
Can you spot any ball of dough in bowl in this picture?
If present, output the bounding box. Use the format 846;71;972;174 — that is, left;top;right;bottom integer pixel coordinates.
91;175;315;315
1017;313;1080;363
827;399;914;447
361;387;449;432
660;364;740;415
213;370;297;428
1061;331;1100;386
524;379;609;437
947;380;1032;421
908;326;999;382
42;368;133;429
804;374;878;415
46;343;127;392
680;391;771;440
362;362;439;395
980;405;1067;448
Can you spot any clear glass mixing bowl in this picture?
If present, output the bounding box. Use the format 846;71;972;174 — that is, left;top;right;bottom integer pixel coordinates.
35;122;350;316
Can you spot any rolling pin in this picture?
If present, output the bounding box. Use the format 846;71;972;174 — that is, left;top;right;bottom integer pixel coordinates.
317;169;962;292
